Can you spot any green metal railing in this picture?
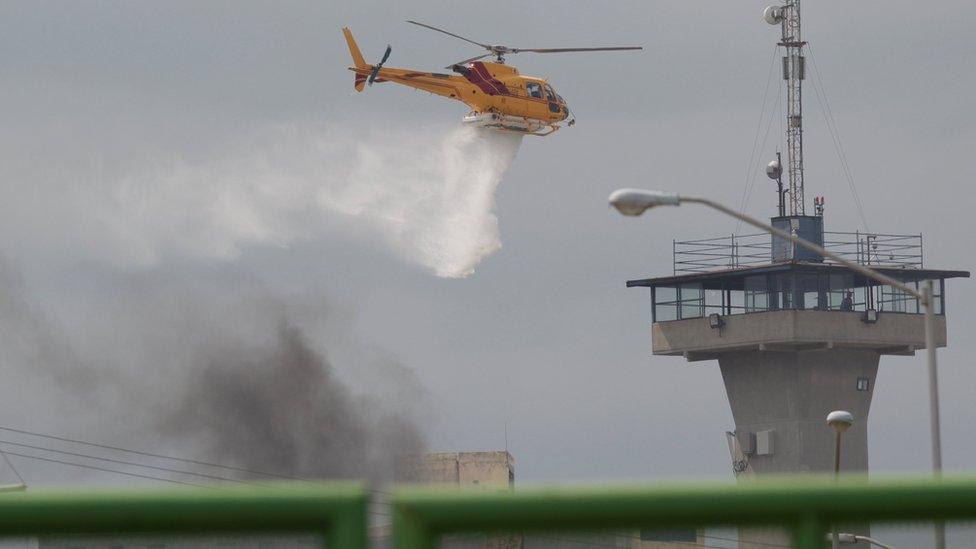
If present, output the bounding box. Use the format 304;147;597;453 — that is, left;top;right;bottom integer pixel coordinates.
0;483;368;549
392;476;976;549
2;477;976;548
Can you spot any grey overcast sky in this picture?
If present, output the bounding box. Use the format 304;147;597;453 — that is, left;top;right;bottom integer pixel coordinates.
0;1;973;486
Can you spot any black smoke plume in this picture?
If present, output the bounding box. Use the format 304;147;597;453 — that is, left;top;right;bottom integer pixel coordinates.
0;260;425;484
168;322;423;479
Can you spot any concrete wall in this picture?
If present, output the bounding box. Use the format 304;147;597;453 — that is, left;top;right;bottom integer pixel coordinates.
721;349;878;545
652;310;945;358
457;452;515;488
398;451;515;489
721;348;878;475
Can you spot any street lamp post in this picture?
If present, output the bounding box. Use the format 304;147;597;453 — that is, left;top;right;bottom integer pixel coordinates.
609;188;946;548
827;410;854;549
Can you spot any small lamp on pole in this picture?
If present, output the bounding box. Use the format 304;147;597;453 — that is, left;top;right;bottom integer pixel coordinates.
827;410;855;475
827;410;854;549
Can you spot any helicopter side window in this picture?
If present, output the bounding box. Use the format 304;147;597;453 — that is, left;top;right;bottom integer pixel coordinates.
526;83;543;98
544;84;556;100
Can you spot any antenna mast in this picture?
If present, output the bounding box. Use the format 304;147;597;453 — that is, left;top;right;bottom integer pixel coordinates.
766;1;806;215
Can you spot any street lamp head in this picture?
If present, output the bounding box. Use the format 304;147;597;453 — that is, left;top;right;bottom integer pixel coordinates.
608;189;681;216
826;410;854;433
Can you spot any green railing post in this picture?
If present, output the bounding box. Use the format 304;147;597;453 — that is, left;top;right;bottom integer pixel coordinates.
792;512;827;549
393;503;435;549
326;496;369;549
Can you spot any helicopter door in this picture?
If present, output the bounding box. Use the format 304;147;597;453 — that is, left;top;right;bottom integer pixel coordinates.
544;85;560;113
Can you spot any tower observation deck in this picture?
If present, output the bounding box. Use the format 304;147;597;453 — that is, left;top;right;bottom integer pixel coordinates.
625;3;969;545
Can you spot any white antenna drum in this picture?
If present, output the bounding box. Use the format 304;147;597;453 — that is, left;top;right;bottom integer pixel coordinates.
763;6;783;25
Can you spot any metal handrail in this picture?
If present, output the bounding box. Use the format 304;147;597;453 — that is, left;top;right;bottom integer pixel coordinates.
392;476;976;549
673;230;923;274
3;477;976;548
0;483;368;548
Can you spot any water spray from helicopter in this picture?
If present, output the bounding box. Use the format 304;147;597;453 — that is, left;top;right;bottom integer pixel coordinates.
97;120;522;278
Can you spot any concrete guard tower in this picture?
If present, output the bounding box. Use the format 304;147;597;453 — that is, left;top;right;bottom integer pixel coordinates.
628;261;967;477
627;0;969;480
626;1;969;545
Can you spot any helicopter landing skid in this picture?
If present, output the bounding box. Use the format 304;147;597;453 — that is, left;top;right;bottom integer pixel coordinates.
462;112;560;137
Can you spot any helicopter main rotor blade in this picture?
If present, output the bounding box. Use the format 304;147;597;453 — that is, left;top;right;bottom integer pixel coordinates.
445;53;491;69
512;46;643;54
406;20;491;50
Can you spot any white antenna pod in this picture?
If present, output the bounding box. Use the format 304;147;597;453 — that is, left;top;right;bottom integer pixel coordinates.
763;6;783;25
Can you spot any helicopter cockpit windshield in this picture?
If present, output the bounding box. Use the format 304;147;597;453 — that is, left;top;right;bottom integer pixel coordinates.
544;84;565;114
544;84;557;101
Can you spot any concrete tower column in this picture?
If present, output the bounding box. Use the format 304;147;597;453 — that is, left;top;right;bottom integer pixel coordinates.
721;348;878;475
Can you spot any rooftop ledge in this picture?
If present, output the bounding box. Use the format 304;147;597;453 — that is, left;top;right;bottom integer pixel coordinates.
651;309;946;361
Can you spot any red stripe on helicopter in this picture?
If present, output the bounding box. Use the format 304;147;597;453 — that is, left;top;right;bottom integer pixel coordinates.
463;62;511;96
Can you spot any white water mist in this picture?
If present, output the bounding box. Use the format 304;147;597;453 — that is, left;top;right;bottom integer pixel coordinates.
110;122;522;277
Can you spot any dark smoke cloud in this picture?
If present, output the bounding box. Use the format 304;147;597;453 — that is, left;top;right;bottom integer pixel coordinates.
0;258;425;485
168;322;423;479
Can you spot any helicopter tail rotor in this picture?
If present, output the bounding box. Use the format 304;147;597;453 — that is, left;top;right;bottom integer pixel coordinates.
368;45;392;86
341;28;392;91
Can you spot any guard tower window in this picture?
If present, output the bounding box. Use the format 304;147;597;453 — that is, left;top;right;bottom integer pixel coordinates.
744;275;769;312
857;377;870;391
828;273;855;310
652;283;707;321
879;284;916;313
878;279;943;314
679;283;704;319
526;82;542;98
642;267;958;323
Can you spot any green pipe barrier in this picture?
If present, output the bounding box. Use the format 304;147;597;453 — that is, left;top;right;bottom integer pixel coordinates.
392;476;976;549
3;476;976;548
0;483;367;549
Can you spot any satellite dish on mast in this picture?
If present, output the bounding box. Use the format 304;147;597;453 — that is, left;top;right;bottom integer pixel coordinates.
766;159;782;180
763;6;784;25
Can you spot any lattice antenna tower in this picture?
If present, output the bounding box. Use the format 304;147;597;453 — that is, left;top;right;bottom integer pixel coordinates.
764;1;806;216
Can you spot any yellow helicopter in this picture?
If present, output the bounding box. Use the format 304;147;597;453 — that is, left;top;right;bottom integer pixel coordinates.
343;21;641;136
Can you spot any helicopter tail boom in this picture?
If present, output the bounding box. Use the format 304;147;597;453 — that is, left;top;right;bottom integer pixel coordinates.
342;27;369;91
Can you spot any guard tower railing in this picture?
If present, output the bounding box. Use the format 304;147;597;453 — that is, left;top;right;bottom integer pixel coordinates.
673;231;923;275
